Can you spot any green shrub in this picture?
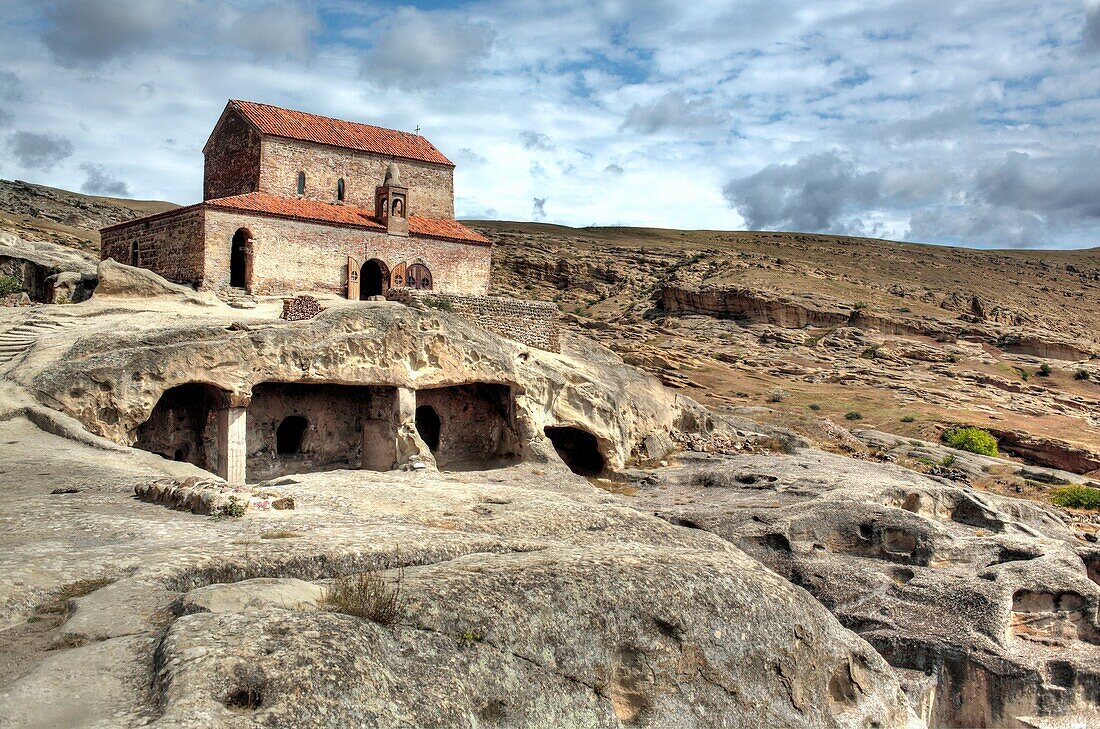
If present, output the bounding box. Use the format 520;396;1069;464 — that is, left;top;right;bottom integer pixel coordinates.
941;455;957;467
0;275;22;297
1037;363;1052;377
844;411;862;421
424;298;454;312
808;403;822;411
1050;484;1100;511
941;426;998;457
901;415;916;423
1075;369;1091;381
214;495;247;518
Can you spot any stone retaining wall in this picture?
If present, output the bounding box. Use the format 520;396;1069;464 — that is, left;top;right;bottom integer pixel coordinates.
388;289;560;352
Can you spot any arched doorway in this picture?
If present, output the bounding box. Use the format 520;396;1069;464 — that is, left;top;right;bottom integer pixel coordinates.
405;263;433;290
544;426;605;476
134;382;228;473
415;405;441;451
230;228;252;290
360;259;389;299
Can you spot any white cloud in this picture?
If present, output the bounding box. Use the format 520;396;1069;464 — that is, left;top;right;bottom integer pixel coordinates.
0;0;1096;247
360;7;495;89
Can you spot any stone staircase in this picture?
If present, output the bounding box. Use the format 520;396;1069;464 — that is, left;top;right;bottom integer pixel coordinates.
223;287;257;309
0;317;76;367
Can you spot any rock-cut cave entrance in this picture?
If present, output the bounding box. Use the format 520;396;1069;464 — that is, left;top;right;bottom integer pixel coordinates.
134;382;229;473
360;259;389;299
545;426;606;476
248;382;398;481
414;383;519;470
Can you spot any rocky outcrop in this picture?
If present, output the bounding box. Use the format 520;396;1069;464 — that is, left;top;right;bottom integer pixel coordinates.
660;285;852;327
621;451;1100;728
0;231;97;302
989;429;1100;476
92;259;219;306
20;301;722;471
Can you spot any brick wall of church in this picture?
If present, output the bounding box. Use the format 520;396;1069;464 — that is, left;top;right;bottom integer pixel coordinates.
101;207;206;286
203;110;262;200
203;210;490;296
257;138;455;218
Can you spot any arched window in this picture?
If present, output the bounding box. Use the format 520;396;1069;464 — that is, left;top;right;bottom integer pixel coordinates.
337;178;345;201
392;197;404;217
296;171;305;195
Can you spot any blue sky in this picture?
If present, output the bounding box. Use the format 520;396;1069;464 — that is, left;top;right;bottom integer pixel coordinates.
2;0;1100;249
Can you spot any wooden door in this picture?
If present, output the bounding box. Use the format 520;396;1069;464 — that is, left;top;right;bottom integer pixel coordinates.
347;256;361;300
391;262;407;289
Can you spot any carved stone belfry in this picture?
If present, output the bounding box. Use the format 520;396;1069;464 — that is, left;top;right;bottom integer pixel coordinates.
375;161;409;236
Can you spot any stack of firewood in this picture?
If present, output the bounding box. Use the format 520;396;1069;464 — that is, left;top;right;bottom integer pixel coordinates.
280;295;324;321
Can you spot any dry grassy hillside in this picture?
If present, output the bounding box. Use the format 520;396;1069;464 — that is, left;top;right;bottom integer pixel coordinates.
0;179;177;255
1;180;1096;473
473;220;1100;475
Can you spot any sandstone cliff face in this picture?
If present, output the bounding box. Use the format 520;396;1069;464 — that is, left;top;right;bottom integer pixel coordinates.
19;300;701;471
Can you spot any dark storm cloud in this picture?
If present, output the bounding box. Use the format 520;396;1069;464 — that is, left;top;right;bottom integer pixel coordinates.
620;92;729;134
532;197;547;218
723;151;882;233
6;131;74;171
79;162;129;196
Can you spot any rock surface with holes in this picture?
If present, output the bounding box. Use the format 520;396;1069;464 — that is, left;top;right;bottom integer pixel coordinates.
0;411;918;728
620;450;1100;727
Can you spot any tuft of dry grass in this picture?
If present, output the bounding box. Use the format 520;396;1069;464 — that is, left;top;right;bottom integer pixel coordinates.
260;529;300;540
35;577;115;616
322;568;404;626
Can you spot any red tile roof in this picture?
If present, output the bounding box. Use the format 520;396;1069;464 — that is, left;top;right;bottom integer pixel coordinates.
230;100;454;167
204;192;490;245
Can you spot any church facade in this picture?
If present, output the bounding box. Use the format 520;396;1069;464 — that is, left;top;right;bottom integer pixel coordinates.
101;100;491;299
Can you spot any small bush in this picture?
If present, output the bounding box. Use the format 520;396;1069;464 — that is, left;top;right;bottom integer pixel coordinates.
766;387;788;403
901;415;916;423
1037;363;1052;377
425;298;454;312
861;346;882;360
1050;484;1100;511
942;426;998;457
323;568;404;626
941;455;957;467
1075;369;1091;381
0;275;22;297
214;495;247;518
844;411;863;421
852;302;867;311
808;403;822;411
